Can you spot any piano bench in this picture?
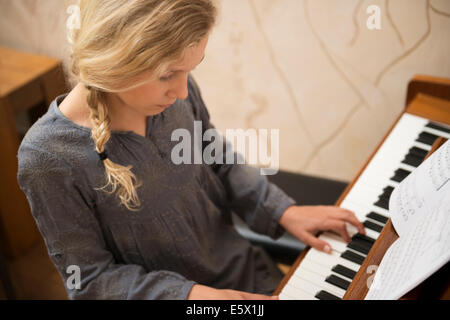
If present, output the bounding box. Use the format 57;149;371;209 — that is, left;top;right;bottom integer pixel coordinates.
233;170;348;266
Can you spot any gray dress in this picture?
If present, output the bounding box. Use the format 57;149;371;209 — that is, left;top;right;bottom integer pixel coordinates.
17;74;296;299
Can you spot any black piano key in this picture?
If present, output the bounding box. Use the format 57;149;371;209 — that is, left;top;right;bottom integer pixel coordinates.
352;233;376;245
408;146;428;158
416;131;438;145
378;188;391;200
426;122;450;134
402;154;423;167
364;220;383;233
348;239;371;255
366;212;388;224
332;264;357;280
315;290;341;300
391;168;411;182
378;191;391;202
383;186;395;196
374;198;389;210
326;274;351;291
352;236;374;250
341;250;365;265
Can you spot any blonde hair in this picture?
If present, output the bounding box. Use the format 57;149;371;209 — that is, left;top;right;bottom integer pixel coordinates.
68;0;218;211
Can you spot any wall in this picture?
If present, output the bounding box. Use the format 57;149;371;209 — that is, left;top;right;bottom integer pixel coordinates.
1;0;449;182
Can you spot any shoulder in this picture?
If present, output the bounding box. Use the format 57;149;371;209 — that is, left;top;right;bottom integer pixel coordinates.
17;113;100;206
19;112;92;162
17;97;96;184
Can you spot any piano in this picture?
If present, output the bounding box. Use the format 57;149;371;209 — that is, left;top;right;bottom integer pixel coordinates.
274;75;450;300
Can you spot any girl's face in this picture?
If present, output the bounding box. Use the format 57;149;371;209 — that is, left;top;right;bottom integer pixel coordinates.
111;35;209;117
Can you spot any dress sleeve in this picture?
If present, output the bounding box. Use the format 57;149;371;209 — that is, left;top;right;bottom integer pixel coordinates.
187;74;297;240
17;148;196;300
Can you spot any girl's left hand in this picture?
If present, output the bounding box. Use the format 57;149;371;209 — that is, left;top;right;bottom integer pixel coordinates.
279;205;366;254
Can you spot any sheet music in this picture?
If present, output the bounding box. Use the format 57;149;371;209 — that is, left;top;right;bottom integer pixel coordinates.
365;140;450;300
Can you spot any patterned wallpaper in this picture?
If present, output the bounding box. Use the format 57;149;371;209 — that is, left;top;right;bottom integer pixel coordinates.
1;0;449;182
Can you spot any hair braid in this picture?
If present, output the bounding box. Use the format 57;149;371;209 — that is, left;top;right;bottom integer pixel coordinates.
85;87;142;211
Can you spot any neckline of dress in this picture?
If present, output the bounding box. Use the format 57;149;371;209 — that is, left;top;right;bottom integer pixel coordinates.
52;93;159;140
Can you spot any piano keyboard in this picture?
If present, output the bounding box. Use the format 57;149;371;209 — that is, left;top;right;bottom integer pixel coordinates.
279;113;450;300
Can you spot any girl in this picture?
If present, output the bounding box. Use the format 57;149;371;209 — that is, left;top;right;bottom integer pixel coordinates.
17;0;365;300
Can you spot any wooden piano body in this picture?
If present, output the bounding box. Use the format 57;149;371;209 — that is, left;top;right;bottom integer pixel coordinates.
274;75;450;300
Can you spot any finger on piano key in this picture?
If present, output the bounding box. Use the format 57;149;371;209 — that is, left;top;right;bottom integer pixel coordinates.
319;232;350;253
306;246;360;273
348;220;381;240
345;222;360;238
320;232;370;257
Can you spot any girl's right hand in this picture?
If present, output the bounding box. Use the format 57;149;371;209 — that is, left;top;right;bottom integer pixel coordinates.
187;284;279;300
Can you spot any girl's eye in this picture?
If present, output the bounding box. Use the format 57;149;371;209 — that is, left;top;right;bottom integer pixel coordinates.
160;74;174;82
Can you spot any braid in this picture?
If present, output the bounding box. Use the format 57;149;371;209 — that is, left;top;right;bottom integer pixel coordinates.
85;87;142;211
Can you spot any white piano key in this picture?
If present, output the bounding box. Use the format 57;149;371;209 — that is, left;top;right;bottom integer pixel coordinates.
345;179;398;202
301;258;354;282
355;175;396;190
279;291;296;300
365;217;386;228
398;162;417;173
304;248;360;275
360;228;380;241
340;199;388;219
413;141;432;151
345;181;381;196
290;273;345;299
345;223;360;238
423;126;450;140
281;283;316;300
284;277;325;299
319;233;349;253
345;185;382;205
293;266;346;298
343;199;390;217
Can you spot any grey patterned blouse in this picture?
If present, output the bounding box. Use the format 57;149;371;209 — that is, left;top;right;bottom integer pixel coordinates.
17;74;296;300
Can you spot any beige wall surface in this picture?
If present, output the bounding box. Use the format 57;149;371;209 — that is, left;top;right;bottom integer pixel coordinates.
1;0;449;182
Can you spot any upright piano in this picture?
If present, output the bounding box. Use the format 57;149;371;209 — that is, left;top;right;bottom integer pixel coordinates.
274;75;450;300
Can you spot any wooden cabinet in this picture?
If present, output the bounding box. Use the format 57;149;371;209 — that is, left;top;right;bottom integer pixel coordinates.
0;46;67;259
